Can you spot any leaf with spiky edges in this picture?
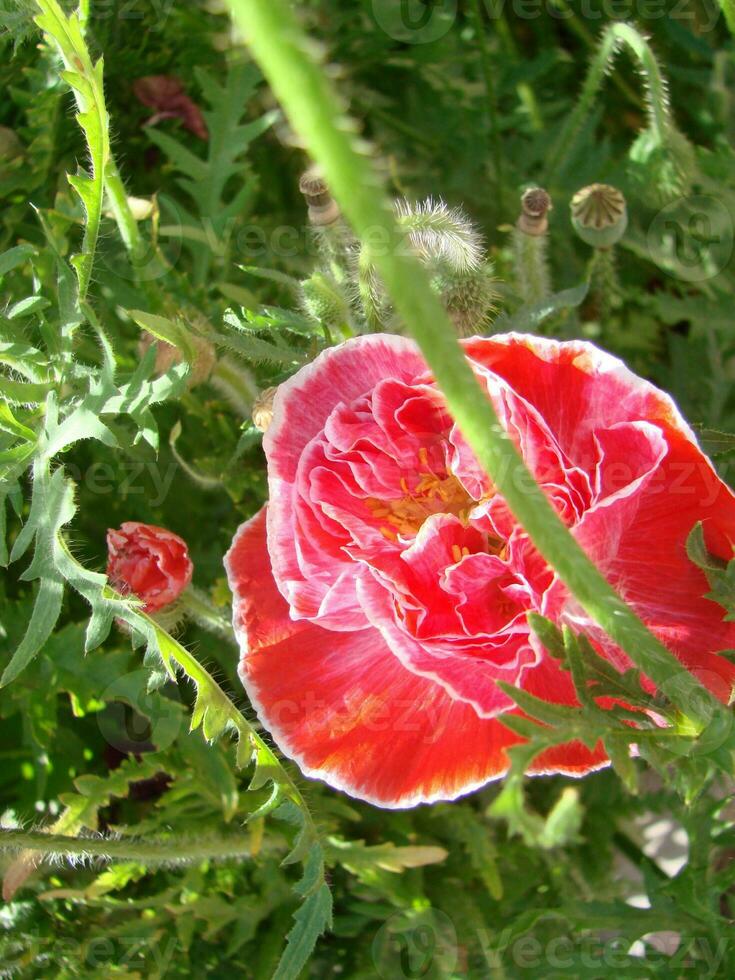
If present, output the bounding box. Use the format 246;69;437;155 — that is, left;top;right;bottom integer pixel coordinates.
34;0;111;300
36;465;332;973
273;881;332;980
144;61;277;284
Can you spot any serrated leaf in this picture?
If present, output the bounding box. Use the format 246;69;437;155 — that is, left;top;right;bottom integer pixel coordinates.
272;882;332;980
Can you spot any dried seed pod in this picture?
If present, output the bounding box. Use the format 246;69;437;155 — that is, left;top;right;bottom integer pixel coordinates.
517;187;552;237
571;183;627;249
513;188;552;303
299;168;341;226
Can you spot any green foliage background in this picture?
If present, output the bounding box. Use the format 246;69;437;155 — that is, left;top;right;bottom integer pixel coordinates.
1;1;735;977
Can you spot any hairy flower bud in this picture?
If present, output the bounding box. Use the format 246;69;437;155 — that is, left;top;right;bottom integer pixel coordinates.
571;183;627;249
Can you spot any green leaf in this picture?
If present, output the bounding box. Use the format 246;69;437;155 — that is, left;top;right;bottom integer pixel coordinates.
495;281;589;332
34;1;110;300
325;837;448;874
127;309;197;364
272;882;332;980
0;245;35;277
0;576;63;687
7;295;50;319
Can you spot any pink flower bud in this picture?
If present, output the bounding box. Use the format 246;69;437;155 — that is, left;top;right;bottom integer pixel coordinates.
107;522;193;613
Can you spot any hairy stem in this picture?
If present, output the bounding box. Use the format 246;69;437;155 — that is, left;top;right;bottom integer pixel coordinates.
0;828;253;865
545;22;672;185
512;227;550;305
226;0;726;729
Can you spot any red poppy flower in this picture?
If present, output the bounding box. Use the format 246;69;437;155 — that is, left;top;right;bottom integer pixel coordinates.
225;334;735;807
107;522;193;613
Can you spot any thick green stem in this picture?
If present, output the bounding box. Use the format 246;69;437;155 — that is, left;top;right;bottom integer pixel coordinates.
0;828;252;864
719;0;735;36
512;227;550;305
225;0;726;729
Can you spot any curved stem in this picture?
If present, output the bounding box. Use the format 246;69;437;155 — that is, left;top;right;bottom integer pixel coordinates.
226;0;725;729
0;828;253;865
545;22;672;185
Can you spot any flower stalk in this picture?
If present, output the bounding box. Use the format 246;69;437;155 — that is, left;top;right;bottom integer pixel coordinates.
0;828;253;865
513;187;552;305
571;183;627;320
225;0;728;731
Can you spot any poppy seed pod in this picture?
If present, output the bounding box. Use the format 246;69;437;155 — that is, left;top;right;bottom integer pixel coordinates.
517;187;552;236
571;183;628;249
299;168;341;226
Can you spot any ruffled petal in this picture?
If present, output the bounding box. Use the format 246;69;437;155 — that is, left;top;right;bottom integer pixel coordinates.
572;422;735;700
266;337;427;628
225;508;518;806
462;333;692;470
265;335;427;484
226;509;609;804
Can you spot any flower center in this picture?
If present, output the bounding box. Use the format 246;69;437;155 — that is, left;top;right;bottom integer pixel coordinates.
366;447;474;541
